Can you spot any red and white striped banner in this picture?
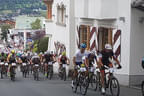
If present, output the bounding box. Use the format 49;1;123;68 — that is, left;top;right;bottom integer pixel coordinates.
113;29;121;61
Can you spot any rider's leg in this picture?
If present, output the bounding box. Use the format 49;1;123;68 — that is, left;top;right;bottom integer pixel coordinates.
100;66;106;94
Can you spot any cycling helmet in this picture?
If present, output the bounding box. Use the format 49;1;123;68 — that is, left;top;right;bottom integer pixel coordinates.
62;51;66;56
11;50;15;54
80;43;86;49
105;44;112;50
34;53;38;56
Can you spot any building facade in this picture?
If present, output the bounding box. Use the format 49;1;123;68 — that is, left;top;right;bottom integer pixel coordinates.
75;0;144;86
44;0;75;61
44;0;144;86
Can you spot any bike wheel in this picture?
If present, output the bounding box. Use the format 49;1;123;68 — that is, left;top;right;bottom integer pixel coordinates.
72;78;78;93
110;78;120;96
36;71;39;81
63;69;66;81
141;81;144;96
49;68;53;80
90;75;98;91
80;76;89;95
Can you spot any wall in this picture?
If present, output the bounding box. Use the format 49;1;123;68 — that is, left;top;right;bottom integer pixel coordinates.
114;0;131;86
129;8;144;85
101;0;118;19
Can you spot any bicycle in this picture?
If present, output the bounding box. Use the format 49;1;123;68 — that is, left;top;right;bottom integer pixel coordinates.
47;61;55;80
22;63;28;78
103;65;120;96
0;62;5;79
33;64;39;81
59;63;68;81
72;65;89;95
87;66;98;91
10;63;17;81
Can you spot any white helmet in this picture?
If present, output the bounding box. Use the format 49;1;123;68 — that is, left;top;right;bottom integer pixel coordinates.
105;44;112;50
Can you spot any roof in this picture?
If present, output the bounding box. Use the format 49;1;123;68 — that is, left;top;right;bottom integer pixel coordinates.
15;15;45;29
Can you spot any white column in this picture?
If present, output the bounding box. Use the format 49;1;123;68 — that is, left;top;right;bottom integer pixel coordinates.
24;31;27;50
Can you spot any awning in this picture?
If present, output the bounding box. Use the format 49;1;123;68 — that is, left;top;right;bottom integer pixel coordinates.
132;0;144;11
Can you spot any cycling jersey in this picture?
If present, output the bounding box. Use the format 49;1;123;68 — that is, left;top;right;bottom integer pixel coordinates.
86;53;97;67
9;54;16;63
60;55;67;64
100;49;114;66
74;50;87;63
31;56;40;64
21;56;27;63
44;54;53;62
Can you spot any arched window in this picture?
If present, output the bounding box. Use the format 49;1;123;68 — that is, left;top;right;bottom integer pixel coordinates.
57;4;66;25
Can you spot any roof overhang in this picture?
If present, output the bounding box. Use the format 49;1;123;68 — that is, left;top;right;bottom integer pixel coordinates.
132;0;144;11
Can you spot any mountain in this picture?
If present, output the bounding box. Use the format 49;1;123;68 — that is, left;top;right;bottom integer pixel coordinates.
0;0;46;18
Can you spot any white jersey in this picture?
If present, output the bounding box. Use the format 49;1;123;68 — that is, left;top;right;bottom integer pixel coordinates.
74;50;88;62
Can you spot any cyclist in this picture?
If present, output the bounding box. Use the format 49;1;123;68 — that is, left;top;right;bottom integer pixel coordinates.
43;51;55;77
44;51;54;64
7;50;17;79
7;50;17;65
0;52;7;62
31;53;40;66
72;43;88;87
98;44;122;94
85;51;97;68
58;51;70;70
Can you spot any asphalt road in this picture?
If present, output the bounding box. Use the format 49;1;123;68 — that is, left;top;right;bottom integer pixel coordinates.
0;68;142;96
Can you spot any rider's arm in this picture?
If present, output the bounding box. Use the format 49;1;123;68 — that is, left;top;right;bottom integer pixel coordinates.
73;57;76;66
113;56;120;65
98;57;104;68
85;57;89;68
67;57;70;64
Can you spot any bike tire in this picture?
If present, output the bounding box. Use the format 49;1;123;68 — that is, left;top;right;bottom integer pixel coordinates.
63;69;66;81
90;74;98;91
80;76;89;95
110;77;120;96
49;68;53;80
72;78;78;93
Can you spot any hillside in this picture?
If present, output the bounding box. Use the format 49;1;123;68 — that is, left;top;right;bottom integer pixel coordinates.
0;0;46;18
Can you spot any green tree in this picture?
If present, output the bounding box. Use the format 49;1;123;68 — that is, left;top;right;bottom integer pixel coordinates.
31;18;42;29
1;24;11;42
37;37;48;53
32;37;48;53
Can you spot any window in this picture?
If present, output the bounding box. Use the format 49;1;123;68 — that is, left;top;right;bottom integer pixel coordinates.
57;5;66;25
98;27;112;50
79;25;90;49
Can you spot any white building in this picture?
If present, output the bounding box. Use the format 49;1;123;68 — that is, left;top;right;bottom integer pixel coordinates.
44;0;144;86
75;0;144;86
44;0;75;61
